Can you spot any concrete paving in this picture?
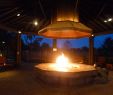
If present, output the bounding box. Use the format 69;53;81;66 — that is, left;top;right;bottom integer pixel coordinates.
0;63;113;95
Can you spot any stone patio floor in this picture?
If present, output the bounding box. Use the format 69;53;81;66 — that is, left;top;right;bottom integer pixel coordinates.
0;62;113;95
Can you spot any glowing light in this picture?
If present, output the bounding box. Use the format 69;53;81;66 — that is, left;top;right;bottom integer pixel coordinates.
104;18;112;23
108;18;112;21
0;53;2;56
18;31;22;34
17;13;20;17
51;53;80;72
91;34;94;37
53;48;57;51
34;21;38;26
104;20;107;23
2;41;5;44
56;53;69;67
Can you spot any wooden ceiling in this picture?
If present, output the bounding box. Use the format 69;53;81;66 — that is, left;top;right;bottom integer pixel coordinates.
0;0;113;35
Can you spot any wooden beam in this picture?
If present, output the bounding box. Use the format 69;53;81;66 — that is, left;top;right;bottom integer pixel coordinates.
53;39;57;48
52;39;57;51
94;30;113;36
0;23;39;35
0;22;113;37
0;23;18;32
16;34;21;64
89;36;94;65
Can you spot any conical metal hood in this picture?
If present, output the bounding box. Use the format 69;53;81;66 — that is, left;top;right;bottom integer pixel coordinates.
38;0;92;39
38;21;92;39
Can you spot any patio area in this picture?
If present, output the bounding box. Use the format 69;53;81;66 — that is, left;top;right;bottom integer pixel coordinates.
0;62;113;95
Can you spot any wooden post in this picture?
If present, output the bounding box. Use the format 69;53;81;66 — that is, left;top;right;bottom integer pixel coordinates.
53;39;57;51
89;36;94;65
17;33;21;64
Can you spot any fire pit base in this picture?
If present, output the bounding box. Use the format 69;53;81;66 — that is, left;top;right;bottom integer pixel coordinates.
35;63;98;86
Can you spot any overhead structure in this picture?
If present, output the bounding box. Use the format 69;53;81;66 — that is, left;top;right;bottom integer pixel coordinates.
38;0;92;39
38;21;92;39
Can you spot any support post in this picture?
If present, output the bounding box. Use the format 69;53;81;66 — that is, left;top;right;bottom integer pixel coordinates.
53;39;57;51
89;36;94;65
17;33;21;64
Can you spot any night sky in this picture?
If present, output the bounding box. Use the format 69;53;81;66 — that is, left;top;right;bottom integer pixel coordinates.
21;34;113;48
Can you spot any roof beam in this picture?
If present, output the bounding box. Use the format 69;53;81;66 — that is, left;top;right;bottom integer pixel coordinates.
94;30;113;36
0;23;17;32
0;23;113;37
0;23;38;35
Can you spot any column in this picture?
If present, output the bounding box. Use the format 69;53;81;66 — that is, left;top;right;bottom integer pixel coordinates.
17;33;21;64
89;36;94;65
53;39;57;51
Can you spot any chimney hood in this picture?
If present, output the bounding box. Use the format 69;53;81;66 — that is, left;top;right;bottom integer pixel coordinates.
38;0;92;39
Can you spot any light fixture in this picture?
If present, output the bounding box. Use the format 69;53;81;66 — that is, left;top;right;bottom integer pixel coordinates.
108;18;112;22
2;41;5;44
38;1;92;39
104;20;107;23
53;48;57;51
91;34;94;37
34;20;38;26
18;31;22;34
17;13;20;17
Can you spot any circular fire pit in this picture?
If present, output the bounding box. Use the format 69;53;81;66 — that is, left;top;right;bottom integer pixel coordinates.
35;63;98;86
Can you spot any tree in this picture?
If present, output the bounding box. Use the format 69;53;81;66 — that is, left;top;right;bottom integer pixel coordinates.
100;37;113;63
63;40;71;49
41;42;50;50
102;37;113;56
24;35;43;51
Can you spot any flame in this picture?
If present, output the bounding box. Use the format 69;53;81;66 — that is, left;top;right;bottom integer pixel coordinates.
56;53;69;67
54;53;69;72
50;53;79;72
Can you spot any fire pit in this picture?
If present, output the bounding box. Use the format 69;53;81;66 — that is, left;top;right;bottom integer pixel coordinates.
35;54;97;86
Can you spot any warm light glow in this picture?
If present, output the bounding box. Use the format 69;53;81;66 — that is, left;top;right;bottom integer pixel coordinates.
2;41;5;44
56;53;69;67
53;48;57;51
57;17;79;22
17;13;20;17
18;31;22;34
104;18;113;23
50;53;80;72
91;34;94;37
34;21;38;26
0;53;2;56
104;20;107;23
108;18;112;21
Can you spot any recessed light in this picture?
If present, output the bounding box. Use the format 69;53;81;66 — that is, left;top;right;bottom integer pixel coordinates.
18;31;22;34
108;18;112;21
34;21;38;26
17;13;20;17
104;20;107;22
2;41;5;44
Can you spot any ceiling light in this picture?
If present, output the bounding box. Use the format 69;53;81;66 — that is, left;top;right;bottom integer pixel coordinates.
2;41;5;44
17;13;20;17
104;20;107;23
18;31;22;34
108;18;112;22
34;21;38;26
